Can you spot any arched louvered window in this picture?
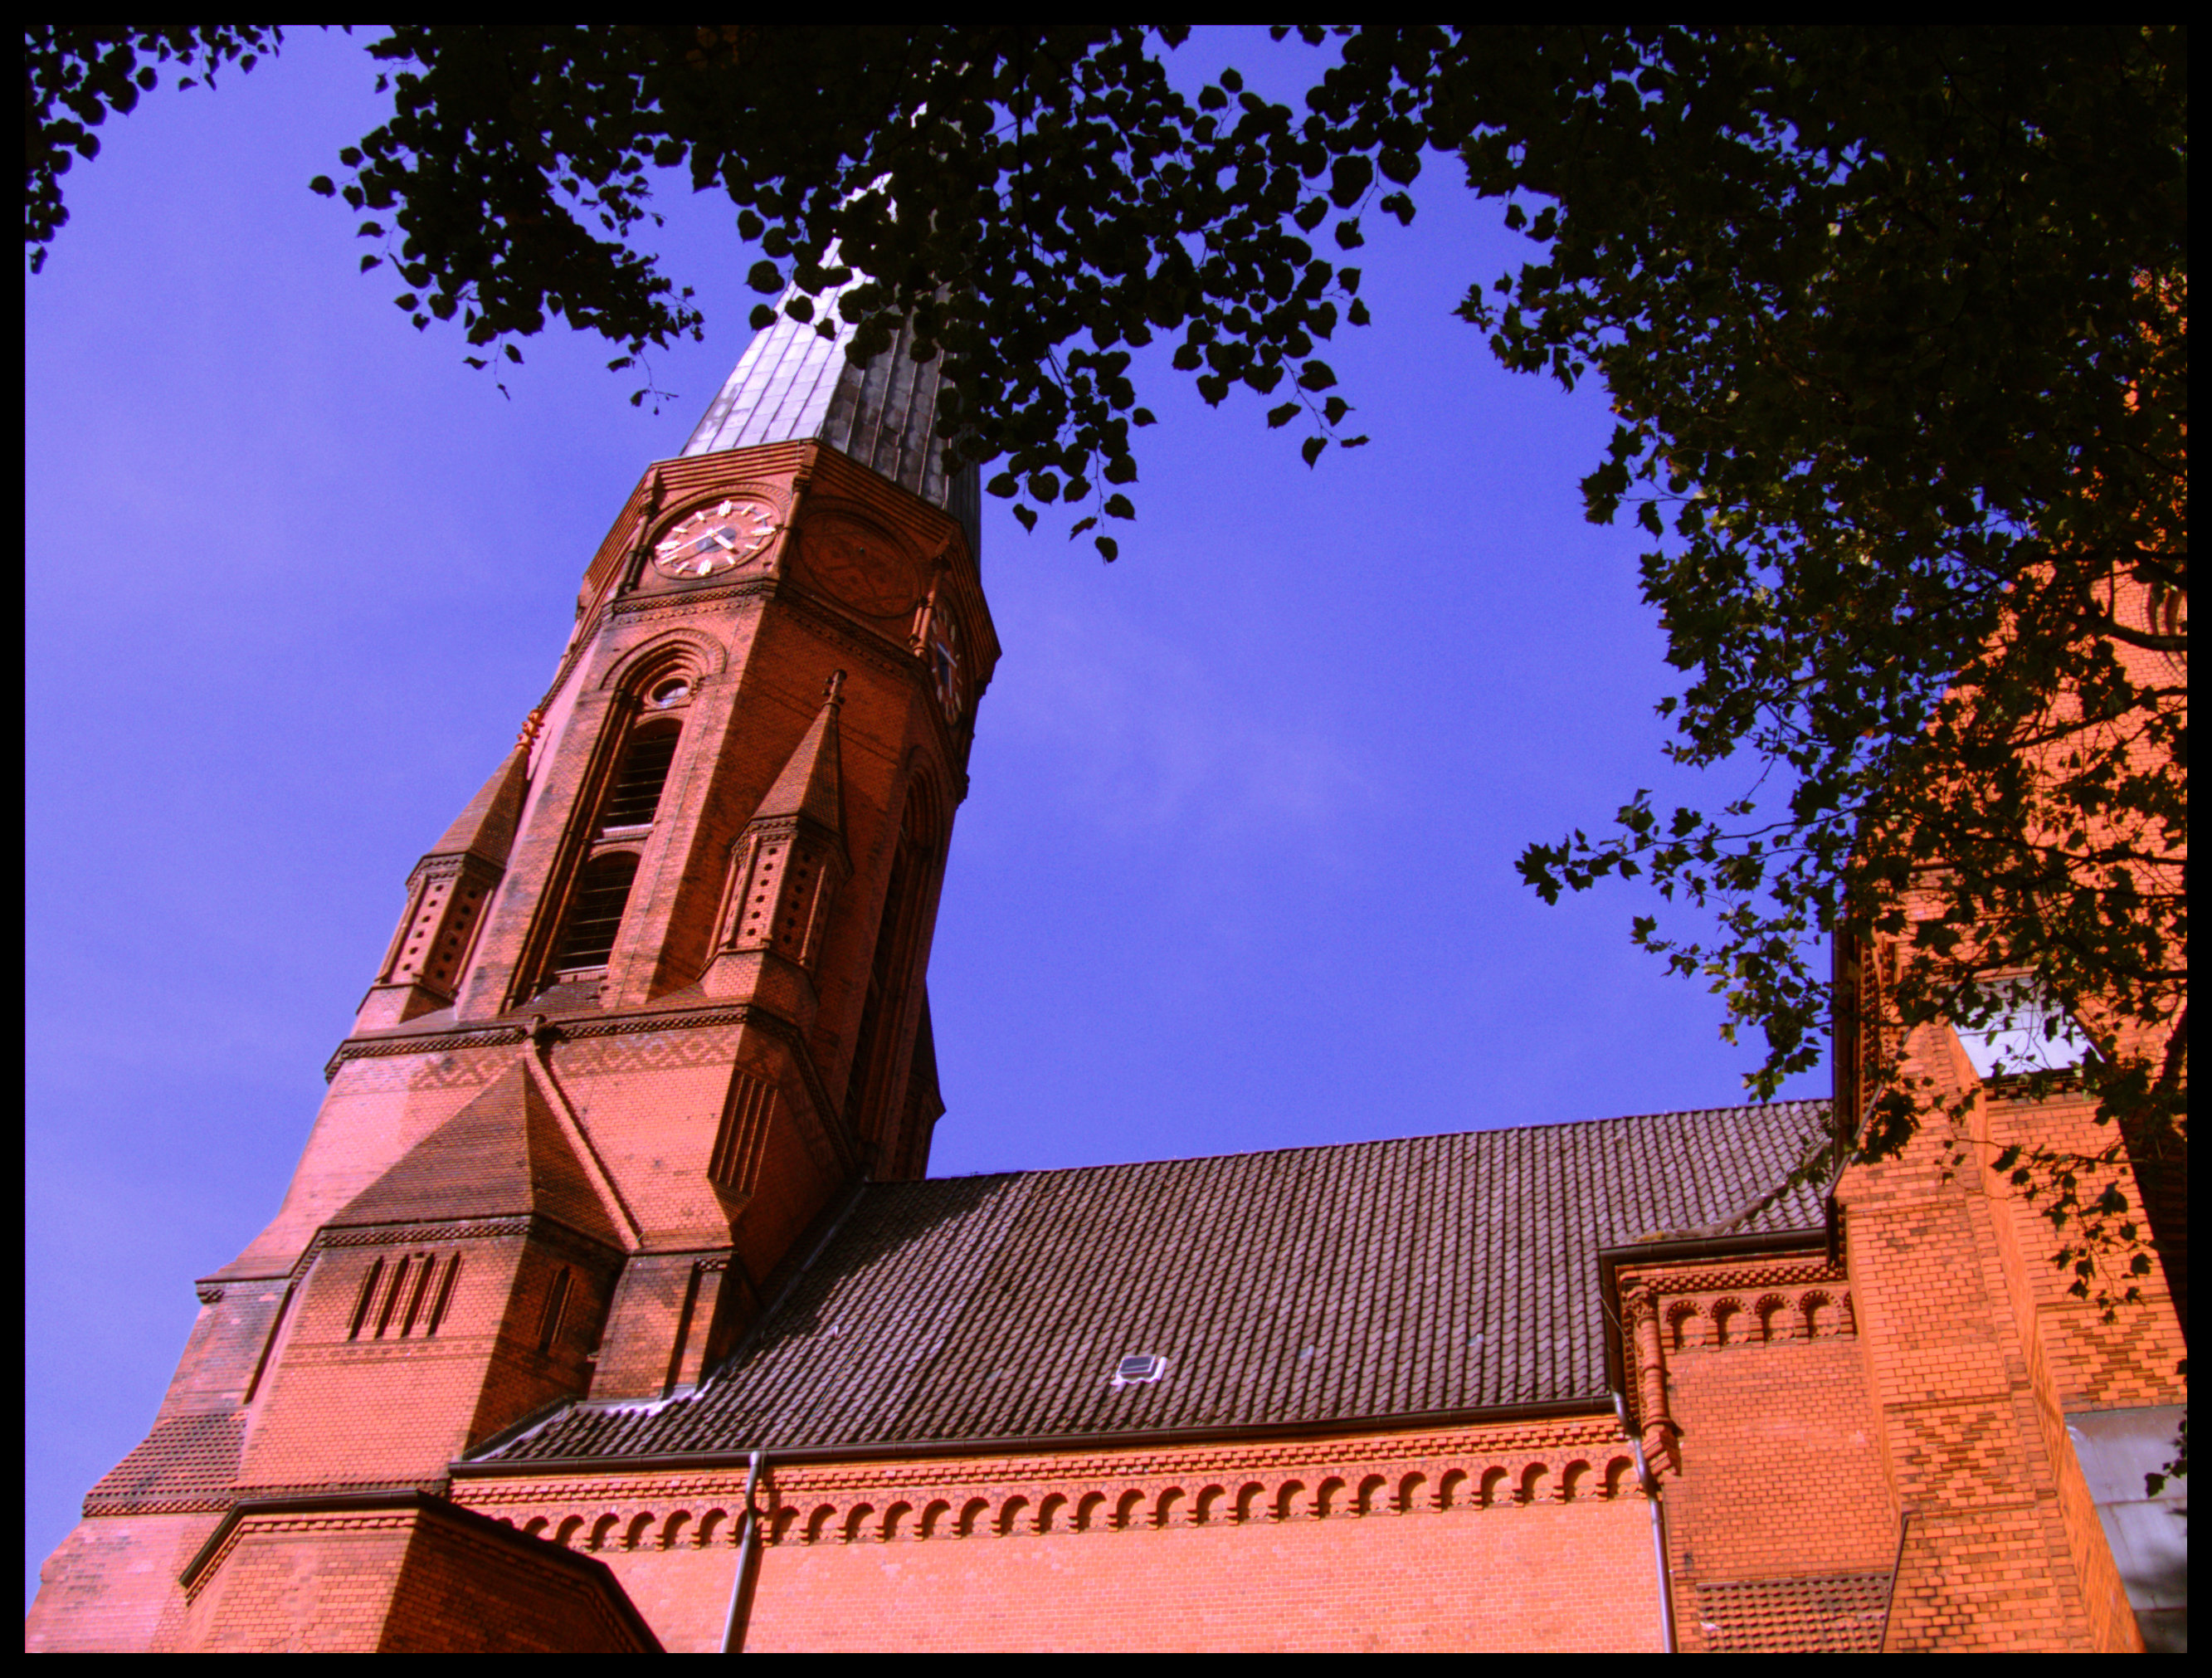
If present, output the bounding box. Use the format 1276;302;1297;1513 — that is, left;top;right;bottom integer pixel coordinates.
599;724;680;832
554;851;640;971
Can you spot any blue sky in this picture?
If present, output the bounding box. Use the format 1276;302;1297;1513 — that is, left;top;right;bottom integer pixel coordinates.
24;29;1828;1606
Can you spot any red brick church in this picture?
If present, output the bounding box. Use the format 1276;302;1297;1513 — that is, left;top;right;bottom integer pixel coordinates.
27;301;2186;1653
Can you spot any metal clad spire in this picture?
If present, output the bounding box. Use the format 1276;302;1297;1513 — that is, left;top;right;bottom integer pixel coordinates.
681;280;978;559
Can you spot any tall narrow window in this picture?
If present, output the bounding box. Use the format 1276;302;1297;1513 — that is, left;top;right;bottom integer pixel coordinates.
538;1266;573;1354
373;1256;412;1339
554;851;640;971
424;1253;461;1337
598;724;680;831
348;1258;386;1341
397;1253;436;1337
844;788;937;1149
843;840;915;1141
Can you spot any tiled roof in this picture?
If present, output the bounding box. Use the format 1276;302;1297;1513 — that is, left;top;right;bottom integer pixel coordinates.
329;1061;623;1247
426;745;529;868
483;1101;1829;1465
1693;1573;1894;1652
85;1412;245;1514
680;278;981;558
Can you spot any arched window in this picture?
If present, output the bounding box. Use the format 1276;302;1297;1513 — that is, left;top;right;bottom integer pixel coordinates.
598;723;680;832
554;852;640;971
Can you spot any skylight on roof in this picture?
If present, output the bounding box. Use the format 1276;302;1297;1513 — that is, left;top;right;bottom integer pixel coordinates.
1112;1354;1167;1387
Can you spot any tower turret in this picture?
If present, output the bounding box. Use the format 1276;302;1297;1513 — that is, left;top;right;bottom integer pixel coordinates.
354;747;529;1029
702;670;851;1017
30;293;998;1651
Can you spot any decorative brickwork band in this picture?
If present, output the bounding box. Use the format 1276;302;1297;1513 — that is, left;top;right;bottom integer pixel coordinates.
454;1415;1649;1560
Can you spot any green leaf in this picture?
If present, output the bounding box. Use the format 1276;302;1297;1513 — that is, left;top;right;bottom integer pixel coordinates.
1266;402;1299;428
1300;436;1326;467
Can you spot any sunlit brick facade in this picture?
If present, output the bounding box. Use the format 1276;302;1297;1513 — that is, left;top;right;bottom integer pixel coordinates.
27;304;2185;1654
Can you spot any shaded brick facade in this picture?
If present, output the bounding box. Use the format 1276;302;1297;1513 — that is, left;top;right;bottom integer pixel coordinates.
28;305;2183;1653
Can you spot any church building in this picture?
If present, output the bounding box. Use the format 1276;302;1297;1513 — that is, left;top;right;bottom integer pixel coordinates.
27;299;2186;1653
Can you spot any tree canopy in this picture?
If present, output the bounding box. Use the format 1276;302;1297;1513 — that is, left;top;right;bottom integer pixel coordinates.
28;26;2187;1305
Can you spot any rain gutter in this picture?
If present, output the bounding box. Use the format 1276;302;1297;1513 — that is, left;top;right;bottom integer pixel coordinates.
450;1394;1615;1480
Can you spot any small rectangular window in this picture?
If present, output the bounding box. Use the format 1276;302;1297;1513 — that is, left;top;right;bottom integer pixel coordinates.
1953;974;2093;1080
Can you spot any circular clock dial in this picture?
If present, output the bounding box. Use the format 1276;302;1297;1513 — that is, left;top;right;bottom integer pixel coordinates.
651;498;777;579
930;610;964;723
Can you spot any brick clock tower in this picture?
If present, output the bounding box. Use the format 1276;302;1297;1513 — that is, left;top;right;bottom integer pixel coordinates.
31;310;996;1651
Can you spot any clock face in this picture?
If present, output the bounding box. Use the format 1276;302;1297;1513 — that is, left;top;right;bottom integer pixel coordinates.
930;609;964;723
651;498;777;579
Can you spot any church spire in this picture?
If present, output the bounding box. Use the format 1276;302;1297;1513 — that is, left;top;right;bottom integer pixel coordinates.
680;284;979;562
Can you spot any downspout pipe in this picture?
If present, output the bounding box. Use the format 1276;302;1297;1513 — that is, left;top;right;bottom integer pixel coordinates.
1877;1507;1917;1653
720;1448;767;1654
1614;1388;1677;1655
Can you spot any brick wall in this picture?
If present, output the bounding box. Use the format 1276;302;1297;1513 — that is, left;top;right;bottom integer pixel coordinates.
158;1499;655;1652
1835;1021;2153;1651
24;1512;224;1653
743;1498;1654;1652
454;1417;1664;1652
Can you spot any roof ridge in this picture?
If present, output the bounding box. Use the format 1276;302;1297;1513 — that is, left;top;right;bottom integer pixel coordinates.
916;1098;1833;1185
